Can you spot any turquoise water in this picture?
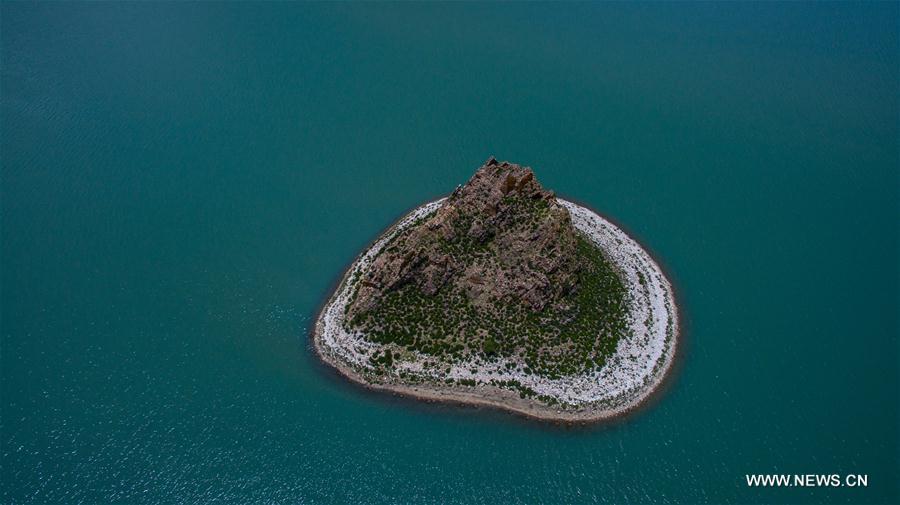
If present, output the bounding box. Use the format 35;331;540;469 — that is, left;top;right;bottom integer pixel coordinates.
2;3;897;504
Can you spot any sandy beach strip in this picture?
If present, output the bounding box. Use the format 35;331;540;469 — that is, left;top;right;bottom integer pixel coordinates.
313;198;679;423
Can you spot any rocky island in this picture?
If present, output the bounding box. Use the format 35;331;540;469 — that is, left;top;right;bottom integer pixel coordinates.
313;158;678;422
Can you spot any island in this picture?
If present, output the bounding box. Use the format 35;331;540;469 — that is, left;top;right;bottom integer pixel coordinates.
313;158;679;422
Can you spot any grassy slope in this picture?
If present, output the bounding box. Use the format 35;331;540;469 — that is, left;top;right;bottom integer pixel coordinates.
346;196;629;381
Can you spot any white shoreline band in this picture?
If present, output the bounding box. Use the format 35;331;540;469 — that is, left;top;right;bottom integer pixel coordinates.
315;198;678;413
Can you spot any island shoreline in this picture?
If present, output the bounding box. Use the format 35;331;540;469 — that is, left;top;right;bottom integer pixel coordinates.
309;194;684;425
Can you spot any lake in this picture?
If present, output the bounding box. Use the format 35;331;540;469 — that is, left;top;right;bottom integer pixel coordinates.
2;3;897;504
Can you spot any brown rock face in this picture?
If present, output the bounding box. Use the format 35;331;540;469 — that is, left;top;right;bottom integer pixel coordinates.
347;158;584;320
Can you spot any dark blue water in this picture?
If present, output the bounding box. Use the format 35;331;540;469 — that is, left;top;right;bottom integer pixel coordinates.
2;3;897;504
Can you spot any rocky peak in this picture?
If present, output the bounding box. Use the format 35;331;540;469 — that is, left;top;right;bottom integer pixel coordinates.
347;158;584;321
448;156;555;208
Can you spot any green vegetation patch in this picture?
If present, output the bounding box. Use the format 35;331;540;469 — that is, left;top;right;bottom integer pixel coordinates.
347;227;629;379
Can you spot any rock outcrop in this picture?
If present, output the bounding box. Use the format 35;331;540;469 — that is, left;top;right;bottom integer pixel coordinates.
347;158;585;320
